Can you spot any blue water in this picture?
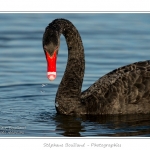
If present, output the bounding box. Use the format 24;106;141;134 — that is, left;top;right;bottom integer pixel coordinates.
0;13;150;137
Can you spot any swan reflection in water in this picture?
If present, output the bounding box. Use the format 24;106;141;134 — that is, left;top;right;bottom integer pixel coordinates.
38;113;150;137
57;114;150;136
42;19;150;115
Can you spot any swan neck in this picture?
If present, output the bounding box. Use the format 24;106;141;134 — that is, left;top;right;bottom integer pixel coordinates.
53;19;85;114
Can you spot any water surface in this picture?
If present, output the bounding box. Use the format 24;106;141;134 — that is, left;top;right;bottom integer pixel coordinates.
0;13;150;137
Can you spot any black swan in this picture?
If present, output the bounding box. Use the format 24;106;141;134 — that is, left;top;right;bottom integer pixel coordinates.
43;18;150;115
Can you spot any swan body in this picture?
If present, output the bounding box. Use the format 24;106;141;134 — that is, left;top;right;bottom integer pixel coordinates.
43;19;150;115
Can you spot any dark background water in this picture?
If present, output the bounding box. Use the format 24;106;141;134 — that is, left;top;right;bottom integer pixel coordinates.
0;13;150;137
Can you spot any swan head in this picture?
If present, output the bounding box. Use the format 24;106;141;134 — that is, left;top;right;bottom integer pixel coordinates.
43;28;60;81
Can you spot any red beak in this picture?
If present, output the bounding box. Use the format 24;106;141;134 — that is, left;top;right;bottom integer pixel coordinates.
45;51;57;81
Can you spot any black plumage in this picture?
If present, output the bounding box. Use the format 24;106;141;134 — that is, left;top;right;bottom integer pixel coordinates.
43;19;150;115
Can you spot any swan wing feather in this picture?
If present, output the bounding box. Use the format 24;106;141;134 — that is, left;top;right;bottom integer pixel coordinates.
81;60;150;114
